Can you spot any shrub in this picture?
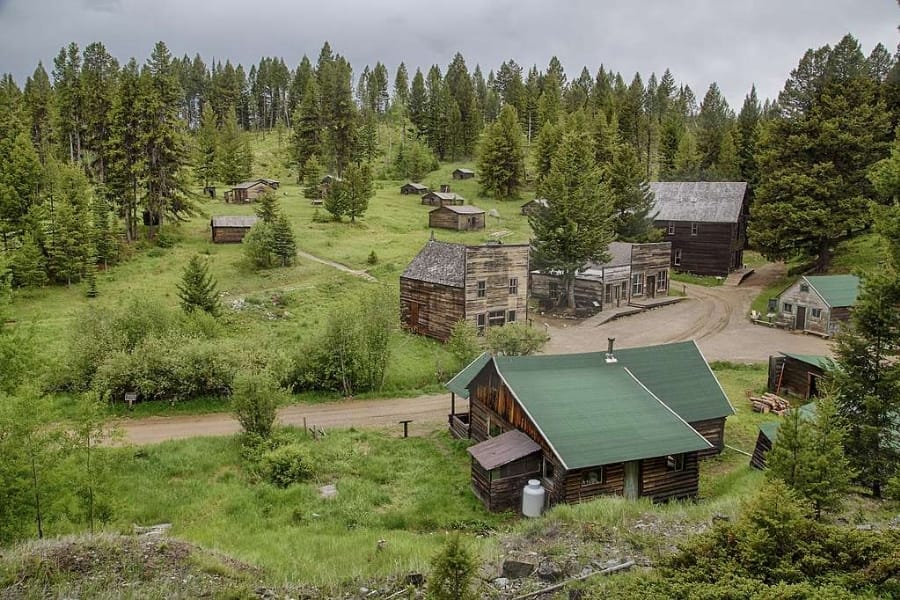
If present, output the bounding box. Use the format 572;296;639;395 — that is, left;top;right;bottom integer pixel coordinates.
367;250;378;265
231;372;282;439
243;222;276;269
259;443;312;487
426;533;478;600
484;323;549;356
446;320;482;370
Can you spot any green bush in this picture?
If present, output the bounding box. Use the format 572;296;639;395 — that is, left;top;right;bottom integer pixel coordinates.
447;320;482;370
231;372;282;439
484;323;549;356
426;533;478;600
259;443;313;488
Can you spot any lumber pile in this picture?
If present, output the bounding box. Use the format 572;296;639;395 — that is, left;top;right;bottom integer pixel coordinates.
750;393;790;415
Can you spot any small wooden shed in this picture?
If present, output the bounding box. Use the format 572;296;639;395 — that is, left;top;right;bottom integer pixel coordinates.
210;215;259;243
429;205;485;231
750;403;817;470
520;198;549;216
452;168;475;180
401;182;429;195
768;352;833;399
773;275;860;337
422;191;465;206
224;179;277;203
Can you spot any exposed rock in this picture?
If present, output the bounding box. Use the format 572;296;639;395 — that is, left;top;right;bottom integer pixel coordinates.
502;558;536;579
318;484;338;499
493;577;509;588
855;524;874;531
537;561;564;582
405;572;425;587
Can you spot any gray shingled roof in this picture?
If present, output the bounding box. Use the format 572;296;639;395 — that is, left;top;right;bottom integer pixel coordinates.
211;216;259;228
424;191;465;202
649;181;748;223
454;168;475;174
438;205;484;214
401;240;466;287
233;180;267;190
404;182;428;190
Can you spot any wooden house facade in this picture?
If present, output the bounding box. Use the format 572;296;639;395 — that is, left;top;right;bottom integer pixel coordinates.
422;191;465;206
773;275;859;337
429;205;485;231
446;340;734;511
224;179;277;203
768;352;832;399
530;242;671;311
648;181;750;276
452;168;475;180
400;240;529;342
401;182;429;195
210;216;259;243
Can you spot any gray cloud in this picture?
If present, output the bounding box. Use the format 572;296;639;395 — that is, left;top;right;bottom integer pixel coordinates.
0;0;897;107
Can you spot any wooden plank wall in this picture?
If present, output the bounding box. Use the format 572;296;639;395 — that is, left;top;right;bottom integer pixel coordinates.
399;278;465;341
654;220;737;276
690;418;726;456
563;464;625;503
776;357;824;399
464;245;529;323
750;431;772;470
211;227;251;243
776;280;831;335
630;243;672;294
640;453;700;501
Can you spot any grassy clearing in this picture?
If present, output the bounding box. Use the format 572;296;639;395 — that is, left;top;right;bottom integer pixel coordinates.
750;272;795;317
670;271;724;287
831;232;887;273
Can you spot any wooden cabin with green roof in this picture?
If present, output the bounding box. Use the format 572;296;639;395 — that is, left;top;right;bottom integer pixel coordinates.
446;340;734;510
774;274;860;337
750;403;818;470
767;352;834;399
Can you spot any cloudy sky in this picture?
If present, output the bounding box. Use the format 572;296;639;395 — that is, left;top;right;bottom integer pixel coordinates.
0;0;897;107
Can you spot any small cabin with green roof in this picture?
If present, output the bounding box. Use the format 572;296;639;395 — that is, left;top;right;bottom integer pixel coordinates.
750;403;818;470
774;274;860;336
446;340;734;510
767;352;834;399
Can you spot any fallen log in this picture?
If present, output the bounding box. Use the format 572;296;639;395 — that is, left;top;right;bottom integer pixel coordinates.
511;560;635;599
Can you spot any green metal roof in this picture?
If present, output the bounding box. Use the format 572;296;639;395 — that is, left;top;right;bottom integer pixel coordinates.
493;357;712;469
445;352;490;399
804;275;860;308
780;352;834;371
758;403;818;443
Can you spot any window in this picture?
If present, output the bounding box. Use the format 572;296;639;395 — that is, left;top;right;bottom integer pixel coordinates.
581;468;604;485
604;284;612;304
666;454;685;472
691;222;699;236
507;310;516;323
476;280;486;298
674;249;682;266
811;308;822;319
488;417;502;437
800;283;809;293
543;458;555;480
476;313;486;334
657;270;668;291
783;302;793;314
494;455;541;479
667;221;675;235
631;273;644;296
509;277;518;295
488;310;506;327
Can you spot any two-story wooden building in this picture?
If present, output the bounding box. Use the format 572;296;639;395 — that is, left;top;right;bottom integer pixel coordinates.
648;181;750;277
445;340;734;511
400;240;529;341
530;242;671;311
773;274;859;337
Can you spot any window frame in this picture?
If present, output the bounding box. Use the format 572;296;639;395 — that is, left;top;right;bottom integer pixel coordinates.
656;269;668;291
667;221;675;235
811;308;822;319
800;283;809;293
508;277;518;295
580;467;605;486
783;302;793;314
666;454;685;472
476;280;486;298
488;310;506;327
631;272;644;297
507;310;516;323
476;313;486;334
674;249;682;267
690;222;699;236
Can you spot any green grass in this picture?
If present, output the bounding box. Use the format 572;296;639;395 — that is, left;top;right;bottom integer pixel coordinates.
671;271;724;287
831;232;887;273
750;273;795;317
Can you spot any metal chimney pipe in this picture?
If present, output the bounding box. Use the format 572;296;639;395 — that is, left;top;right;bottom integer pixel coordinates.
605;338;617;363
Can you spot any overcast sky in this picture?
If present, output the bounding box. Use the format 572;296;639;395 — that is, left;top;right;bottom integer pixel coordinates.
0;0;897;107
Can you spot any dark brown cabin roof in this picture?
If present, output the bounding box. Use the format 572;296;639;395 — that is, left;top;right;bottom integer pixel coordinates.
649;181;748;223
403;182;428;190
436;205;484;215
453;168;475;175
232;180;268;190
210;216;259;228
401;240;466;287
467;430;541;470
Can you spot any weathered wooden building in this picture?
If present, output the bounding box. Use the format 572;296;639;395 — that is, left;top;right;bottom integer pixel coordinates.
446;340;734;511
648;181;750;276
401;182;429;195
210;216;259;243
400;240;529;341
520;198;549;216
530;242;671;311
452;168;475;180
767;352;833;399
773;274;859;336
421;191;465;206
223;179;277;203
429;205;485;231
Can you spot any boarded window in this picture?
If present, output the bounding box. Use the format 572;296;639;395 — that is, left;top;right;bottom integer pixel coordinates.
666;454;685;472
476;313;486;334
691;222;699;236
488;310;505;327
657;270;668;291
674;249;682;266
477;280;486;298
509;278;518;295
811;308;822;319
631;273;644;296
581;468;604;485
493;454;542;480
783;303;793;313
507;310;516;323
667;221;675;235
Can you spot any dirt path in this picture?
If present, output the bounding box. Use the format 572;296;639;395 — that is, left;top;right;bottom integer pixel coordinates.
296;249;378;282
117;393;463;445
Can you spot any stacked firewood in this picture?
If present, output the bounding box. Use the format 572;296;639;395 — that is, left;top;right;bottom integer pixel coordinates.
750;393;791;415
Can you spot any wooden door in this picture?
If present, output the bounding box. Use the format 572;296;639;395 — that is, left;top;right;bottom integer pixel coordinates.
614;284;621;307
646;275;656;299
624;461;641;500
796;305;807;331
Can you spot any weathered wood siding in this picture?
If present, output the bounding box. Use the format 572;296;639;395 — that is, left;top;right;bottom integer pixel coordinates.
750;431;772;470
770;355;825;399
690;417;725;456
464;245;529;326
654;220;738;276
472;455;542;512
211;226;252;243
563;464;626;503
640;453;700;501
421;193;463;206
775;279;832;335
399;278;464;341
630;242;672;297
428;208;485;230
529;271;629;310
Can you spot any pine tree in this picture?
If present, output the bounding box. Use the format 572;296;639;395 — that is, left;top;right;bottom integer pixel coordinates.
696;82;733;176
426;534;478;600
604;143;659;242
302;154;324;200
672;129;702;180
408;68;427;135
342;161;373;223
217;109;252;185
291;78;321;181
477;104;525;199
271;213;297;267
177;254;220;316
254;190;279;223
195;103;218;187
393;62;409;107
10;233;48;288
532;118;562;188
105;58;143;242
714;127;742;180
737;85;762;185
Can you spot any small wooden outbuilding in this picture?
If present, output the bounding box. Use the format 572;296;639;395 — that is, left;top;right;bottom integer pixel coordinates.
429;205;485;231
750;403;817;470
421;191;465;206
452;168;475;180
401;182;429;195
773;275;860;337
224;179;278;203
767;352;833;399
210;216;259;243
520;198;549;216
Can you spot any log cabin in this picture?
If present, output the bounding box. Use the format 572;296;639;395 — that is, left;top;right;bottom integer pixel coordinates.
210;216;259;243
750;403;818;470
422;191;465;206
452;168;475;179
530;242;671;311
428;205;485;231
400;240;529;342
767;352;833;399
648;181;750;276
772;275;859;337
401;182;429;195
223;179;278;203
446;340;734;511
520;198;549;216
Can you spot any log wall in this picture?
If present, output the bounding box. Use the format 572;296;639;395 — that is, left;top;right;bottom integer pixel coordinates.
690;417;726;456
640;453;700;501
750;431;772;470
630;242;672;296
653;220;739;276
211;226;252;243
399;278;465;341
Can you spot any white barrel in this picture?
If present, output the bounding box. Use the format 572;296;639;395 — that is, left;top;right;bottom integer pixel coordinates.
521;479;545;517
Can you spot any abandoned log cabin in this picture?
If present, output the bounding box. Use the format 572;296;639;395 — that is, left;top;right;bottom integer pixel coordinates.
446;340;734;511
452;168;475;179
767;352;833;400
773;274;859;337
400;239;529;342
258;178;280;189
520;198;549;216
223;179;277;203
421;191;465;206
428;205;485;231
401;182;429;195
648;181;750;276
530;242;671;311
750;403;818;470
210;216;259;243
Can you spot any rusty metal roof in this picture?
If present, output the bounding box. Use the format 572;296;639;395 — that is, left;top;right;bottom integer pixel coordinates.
467;430;542;470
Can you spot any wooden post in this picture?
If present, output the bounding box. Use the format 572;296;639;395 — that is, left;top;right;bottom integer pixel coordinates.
450;393;456;417
399;420;413;438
